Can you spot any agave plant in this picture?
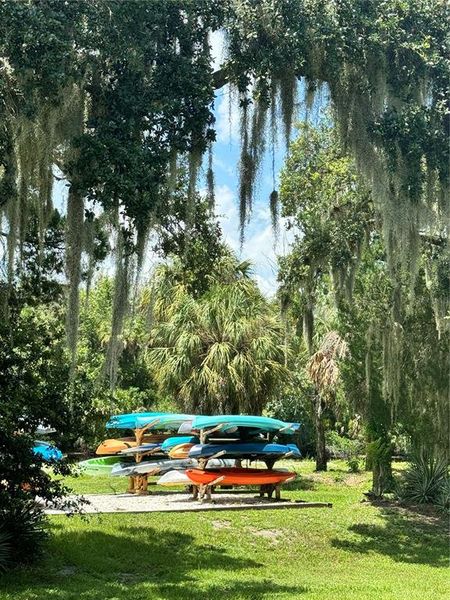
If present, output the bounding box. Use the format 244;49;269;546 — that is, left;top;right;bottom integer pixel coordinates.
401;450;449;505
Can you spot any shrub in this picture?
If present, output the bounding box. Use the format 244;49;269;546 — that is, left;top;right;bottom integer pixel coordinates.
0;528;11;572
347;457;362;473
0;501;47;566
400;451;449;505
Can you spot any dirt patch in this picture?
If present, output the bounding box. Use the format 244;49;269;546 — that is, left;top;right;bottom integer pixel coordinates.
211;519;232;530
247;527;286;545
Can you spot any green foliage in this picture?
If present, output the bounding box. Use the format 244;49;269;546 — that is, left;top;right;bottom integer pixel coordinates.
0;501;47;567
0;528;11;572
399;451;449;506
146;256;288;414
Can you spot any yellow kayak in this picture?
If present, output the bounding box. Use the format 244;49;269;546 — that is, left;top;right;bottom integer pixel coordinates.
96;434;169;455
168;443;195;459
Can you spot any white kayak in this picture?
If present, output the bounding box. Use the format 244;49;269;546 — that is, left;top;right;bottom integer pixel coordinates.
111;457;236;477
157;470;191;486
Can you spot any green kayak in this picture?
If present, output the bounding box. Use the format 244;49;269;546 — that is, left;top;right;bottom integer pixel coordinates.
78;456;132;475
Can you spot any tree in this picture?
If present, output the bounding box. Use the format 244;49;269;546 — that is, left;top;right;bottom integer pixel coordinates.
0;0;447;379
279;121;449;492
146;256;288;414
308;332;348;471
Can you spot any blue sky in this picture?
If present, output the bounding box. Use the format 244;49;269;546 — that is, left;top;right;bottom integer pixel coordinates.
206;32;329;296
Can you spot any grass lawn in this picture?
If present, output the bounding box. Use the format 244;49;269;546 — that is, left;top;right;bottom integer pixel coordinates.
0;460;448;600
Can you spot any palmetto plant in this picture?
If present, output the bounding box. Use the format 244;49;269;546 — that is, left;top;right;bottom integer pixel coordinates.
307;331;348;471
145;258;288;414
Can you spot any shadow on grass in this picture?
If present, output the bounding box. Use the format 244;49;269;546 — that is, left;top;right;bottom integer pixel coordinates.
1;525;306;599
332;505;448;567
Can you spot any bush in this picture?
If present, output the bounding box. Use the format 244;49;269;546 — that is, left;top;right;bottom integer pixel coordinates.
399;451;449;505
0;501;47;566
0;528;11;572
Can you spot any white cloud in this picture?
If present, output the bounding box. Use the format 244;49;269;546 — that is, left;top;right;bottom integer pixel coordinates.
213;184;293;297
215;87;240;144
209;30;225;72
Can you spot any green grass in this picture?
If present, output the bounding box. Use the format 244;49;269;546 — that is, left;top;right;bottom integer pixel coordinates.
1;461;448;600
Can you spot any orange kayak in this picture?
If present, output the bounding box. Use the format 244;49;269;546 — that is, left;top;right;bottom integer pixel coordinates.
168;443;195;459
186;468;296;486
96;434;169;455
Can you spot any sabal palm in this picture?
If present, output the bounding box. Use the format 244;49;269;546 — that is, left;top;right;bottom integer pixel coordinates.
146;259;287;414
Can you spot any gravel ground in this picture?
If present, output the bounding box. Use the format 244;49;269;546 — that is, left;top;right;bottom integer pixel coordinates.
44;492;312;514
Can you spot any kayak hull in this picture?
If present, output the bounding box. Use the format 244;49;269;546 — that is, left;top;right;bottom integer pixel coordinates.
188;442;301;459
168;443;195;459
79;456;130;475
186;468;296;486
191;415;300;435
160;436;199;452
32;441;63;462
96;434;179;455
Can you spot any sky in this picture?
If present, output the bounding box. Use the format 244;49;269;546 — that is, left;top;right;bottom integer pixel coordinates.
7;32;327;297
208;88;293;296
207;31;292;296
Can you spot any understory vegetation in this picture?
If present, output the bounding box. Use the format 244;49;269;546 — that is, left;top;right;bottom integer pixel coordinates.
0;0;448;576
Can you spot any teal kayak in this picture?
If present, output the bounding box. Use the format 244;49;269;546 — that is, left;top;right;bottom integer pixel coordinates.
106;412;167;430
160;436;199;453
191;415;300;435
106;413;194;431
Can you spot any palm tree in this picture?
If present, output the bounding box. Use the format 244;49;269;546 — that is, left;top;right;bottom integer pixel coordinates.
145;257;288;415
308;331;347;471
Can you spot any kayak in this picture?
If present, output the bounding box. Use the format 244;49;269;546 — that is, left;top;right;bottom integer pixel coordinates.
186;467;297;486
157;470;191;486
160;435;199;452
111;457;237;477
78;456;131;475
168;443;195;459
190;415;300;435
119;443;163;456
96;434;170;455
188;442;301;459
111;458;197;477
32;441;63;462
106;412;167;430
107;413;194;431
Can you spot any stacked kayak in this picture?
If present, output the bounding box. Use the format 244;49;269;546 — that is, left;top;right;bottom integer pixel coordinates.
85;411;301;498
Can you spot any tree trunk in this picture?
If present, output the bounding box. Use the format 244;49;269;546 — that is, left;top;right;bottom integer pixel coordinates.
367;436;393;496
314;393;327;471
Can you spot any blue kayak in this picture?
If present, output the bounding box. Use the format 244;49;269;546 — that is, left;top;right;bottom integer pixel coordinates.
191;415;300;435
32;441;63;462
119;443;163;456
106;412;167;430
160;436;199;453
188;442;301;459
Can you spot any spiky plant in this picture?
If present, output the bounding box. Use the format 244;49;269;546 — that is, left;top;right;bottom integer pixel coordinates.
400;450;449;505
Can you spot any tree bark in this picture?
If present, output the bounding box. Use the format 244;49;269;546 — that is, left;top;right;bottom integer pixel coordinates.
314;393;327;471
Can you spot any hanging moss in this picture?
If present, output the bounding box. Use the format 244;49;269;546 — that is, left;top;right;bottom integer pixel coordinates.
65;188;84;368
206;142;215;207
277;72;297;151
269;189;279;238
104;228;130;388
